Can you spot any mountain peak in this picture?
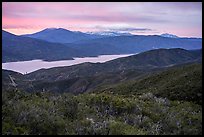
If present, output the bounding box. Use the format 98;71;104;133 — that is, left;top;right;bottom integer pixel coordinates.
44;28;71;32
21;27;100;43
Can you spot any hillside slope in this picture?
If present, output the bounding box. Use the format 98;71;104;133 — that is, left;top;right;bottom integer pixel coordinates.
25;48;202;82
2;48;202;95
2;62;202;135
97;63;202;105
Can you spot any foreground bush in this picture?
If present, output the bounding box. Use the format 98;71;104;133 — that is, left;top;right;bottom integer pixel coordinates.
2;90;202;135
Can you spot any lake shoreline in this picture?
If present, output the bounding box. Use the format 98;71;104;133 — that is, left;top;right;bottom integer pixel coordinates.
2;54;135;74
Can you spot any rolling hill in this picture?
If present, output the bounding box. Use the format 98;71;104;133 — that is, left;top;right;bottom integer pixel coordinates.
3;48;202;94
97;63;202;105
25;48;202;82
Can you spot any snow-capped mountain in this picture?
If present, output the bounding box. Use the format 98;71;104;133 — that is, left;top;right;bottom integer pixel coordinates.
160;33;179;38
87;31;133;36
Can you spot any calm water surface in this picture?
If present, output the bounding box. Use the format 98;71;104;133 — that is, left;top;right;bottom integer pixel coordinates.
2;54;134;74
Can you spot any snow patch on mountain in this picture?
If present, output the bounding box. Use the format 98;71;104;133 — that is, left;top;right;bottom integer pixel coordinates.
87;31;133;36
160;33;179;38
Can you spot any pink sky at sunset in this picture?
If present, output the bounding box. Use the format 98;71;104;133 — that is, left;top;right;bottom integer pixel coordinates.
2;2;202;37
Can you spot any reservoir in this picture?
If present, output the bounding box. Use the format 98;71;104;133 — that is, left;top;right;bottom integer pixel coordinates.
2;54;134;74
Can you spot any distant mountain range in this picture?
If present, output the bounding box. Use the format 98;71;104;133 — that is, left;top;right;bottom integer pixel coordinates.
2;29;202;63
22;28;133;43
72;35;202;53
21;28;202;44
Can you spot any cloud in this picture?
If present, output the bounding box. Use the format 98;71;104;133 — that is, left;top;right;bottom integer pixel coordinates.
2;2;201;37
94;26;153;33
2;2;169;24
110;28;152;32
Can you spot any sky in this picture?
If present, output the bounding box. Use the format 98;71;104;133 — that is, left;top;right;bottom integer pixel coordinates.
2;2;202;37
